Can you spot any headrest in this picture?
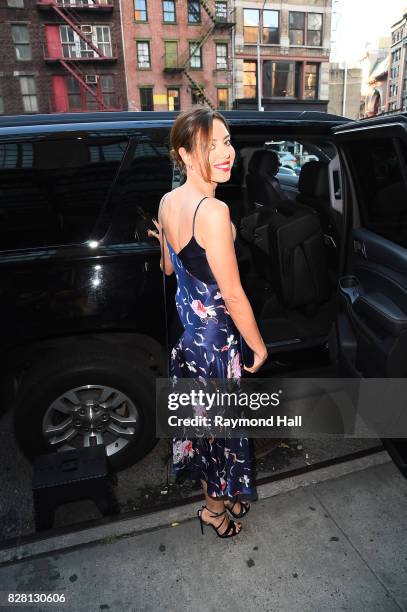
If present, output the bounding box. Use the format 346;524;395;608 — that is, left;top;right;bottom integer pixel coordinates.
298;161;329;197
248;150;279;176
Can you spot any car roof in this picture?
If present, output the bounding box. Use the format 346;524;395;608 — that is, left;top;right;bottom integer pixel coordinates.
0;110;352;137
332;112;407;133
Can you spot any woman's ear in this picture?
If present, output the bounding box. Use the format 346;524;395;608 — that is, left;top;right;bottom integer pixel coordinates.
179;146;193;169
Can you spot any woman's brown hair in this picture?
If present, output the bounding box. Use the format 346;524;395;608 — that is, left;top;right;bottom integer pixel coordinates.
169;104;230;183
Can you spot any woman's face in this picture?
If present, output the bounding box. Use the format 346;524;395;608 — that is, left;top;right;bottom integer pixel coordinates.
190;117;236;183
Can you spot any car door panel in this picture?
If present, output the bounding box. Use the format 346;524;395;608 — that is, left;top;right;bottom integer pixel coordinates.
332;121;407;378
337;227;407;377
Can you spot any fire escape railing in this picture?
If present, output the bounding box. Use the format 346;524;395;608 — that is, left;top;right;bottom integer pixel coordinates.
41;0;117;110
163;1;235;109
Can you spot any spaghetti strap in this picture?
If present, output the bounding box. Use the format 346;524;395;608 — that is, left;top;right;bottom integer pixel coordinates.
192;196;210;236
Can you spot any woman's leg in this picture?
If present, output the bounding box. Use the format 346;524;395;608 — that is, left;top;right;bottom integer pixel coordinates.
200;479;241;534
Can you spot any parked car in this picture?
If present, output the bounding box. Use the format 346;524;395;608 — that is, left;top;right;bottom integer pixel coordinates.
278;152;298;170
277;166;297;177
1;110;406;472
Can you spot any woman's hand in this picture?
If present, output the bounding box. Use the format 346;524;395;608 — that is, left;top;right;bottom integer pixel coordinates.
243;347;268;374
147;218;162;243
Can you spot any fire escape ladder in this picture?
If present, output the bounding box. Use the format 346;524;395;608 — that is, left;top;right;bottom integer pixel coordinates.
181;21;215;70
181;21;216;109
60;58;107;109
184;71;215;109
198;0;216;22
51;3;106;58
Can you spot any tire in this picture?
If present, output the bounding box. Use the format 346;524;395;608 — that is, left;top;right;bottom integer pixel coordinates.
13;344;158;471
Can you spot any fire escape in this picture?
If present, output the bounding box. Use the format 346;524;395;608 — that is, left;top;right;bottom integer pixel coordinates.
38;0;117;111
163;0;235;109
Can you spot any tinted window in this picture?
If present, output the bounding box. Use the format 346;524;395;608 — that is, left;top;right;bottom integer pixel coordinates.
108;132;173;243
346;138;407;247
0;135;128;250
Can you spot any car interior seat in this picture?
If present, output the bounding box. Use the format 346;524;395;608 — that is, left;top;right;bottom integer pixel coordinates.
241;155;332;309
296;160;341;270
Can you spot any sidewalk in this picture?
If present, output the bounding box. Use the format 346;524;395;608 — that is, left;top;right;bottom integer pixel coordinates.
0;451;406;612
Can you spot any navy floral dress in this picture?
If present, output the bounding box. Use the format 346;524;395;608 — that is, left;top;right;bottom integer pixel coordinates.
161;194;255;501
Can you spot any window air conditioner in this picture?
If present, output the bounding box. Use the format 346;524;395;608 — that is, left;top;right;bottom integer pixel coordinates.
85;74;98;84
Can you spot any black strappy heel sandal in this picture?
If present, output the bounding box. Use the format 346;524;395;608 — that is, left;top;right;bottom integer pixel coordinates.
225;495;251;519
197;505;241;539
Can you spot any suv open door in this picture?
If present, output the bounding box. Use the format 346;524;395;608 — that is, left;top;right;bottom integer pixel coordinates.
331;115;407;476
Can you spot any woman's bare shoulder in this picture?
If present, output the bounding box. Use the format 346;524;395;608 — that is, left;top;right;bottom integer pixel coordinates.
201;197;231;220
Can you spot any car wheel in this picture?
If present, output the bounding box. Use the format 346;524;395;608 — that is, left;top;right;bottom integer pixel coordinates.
13;345;158;471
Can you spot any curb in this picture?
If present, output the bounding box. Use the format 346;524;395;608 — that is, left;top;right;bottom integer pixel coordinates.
0;450;391;566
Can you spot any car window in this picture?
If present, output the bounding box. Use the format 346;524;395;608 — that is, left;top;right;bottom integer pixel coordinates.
265;139;332;177
0;135;128;250
107;131;173;243
345;137;407;247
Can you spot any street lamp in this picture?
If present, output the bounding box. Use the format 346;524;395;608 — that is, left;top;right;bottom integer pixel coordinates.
256;0;267;111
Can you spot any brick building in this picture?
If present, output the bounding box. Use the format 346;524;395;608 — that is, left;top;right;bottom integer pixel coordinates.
119;0;235;111
233;0;332;111
0;0;128;115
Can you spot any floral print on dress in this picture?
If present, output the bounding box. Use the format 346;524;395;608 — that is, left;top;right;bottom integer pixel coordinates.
165;234;255;501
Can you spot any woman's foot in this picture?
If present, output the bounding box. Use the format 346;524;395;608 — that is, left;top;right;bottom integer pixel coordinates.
201;506;242;535
224;497;250;518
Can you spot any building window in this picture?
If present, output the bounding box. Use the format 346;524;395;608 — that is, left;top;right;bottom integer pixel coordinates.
11;24;31;61
304;63;319;98
191;87;203;104
307;13;323;46
289;11;323;46
243;60;257;98
137;41;151;69
188;0;201;23
215;1;227;22
243;9;258;43
163;0;176;23
101;74;115;107
19;76;38;112
66;76;116;111
140;87;153;110
67;76;81;110
216;43;228;69
244;9;279;44
60;25;112;59
7;0;24;6
134;0;147;22
165;41;178;68
167;88;180;111
263;61;300;97
289;12;305;45
94;26;112;57
262;10;279;44
217;87;228;110
189;41;202;68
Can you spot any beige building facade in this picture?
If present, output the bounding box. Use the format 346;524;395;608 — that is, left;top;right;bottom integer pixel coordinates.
233;0;332;110
328;62;362;120
387;12;407;112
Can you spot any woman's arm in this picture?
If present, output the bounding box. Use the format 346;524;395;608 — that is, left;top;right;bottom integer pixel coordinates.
198;198;267;371
148;196;174;276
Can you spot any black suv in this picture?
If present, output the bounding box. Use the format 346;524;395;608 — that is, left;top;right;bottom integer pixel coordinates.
1;110;406;471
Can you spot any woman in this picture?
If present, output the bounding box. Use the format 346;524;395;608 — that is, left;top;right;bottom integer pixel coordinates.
149;105;267;538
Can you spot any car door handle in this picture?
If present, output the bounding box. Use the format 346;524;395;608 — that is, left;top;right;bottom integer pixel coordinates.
353;239;367;259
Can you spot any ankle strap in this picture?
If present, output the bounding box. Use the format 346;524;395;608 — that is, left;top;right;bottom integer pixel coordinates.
204;505;226;517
